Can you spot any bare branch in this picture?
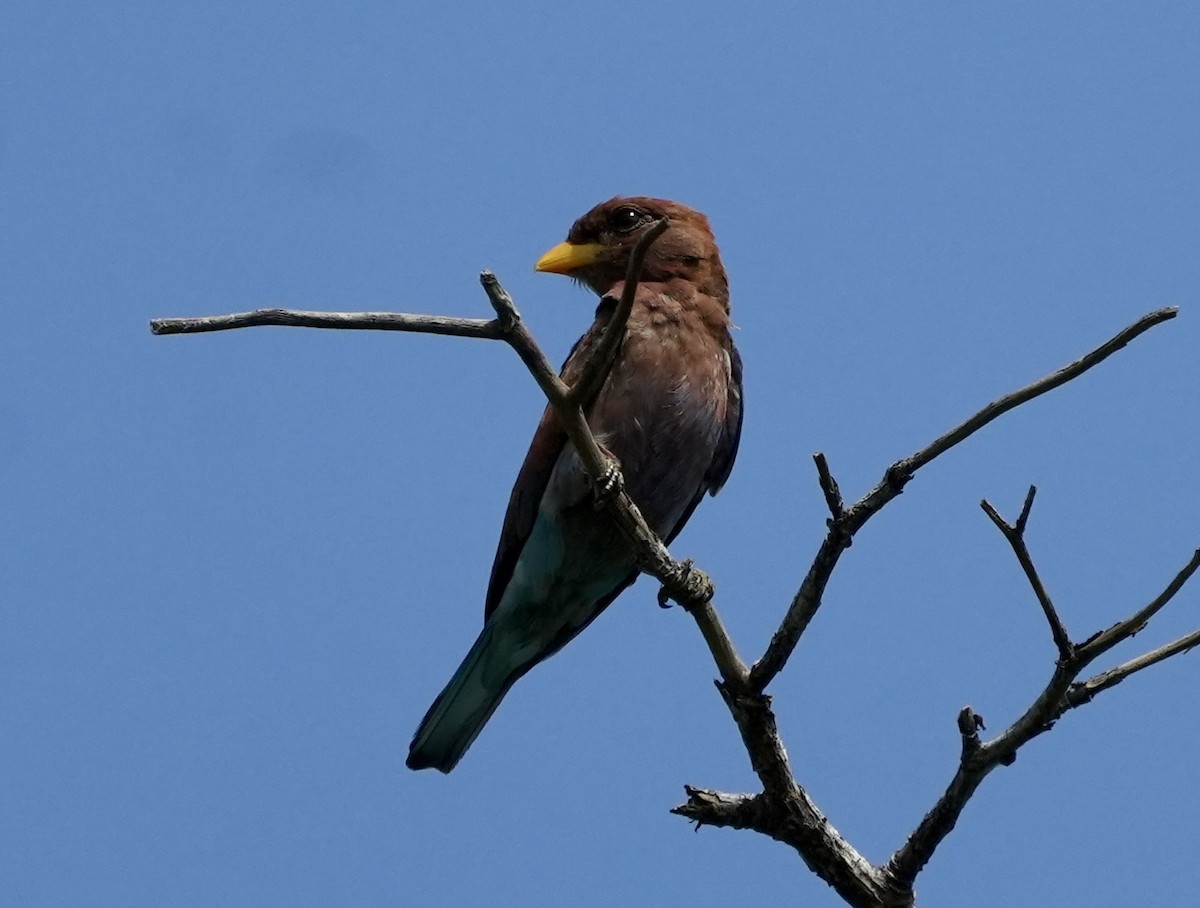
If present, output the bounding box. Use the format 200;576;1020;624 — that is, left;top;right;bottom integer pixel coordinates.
1014;484;1036;535
477;272;573;408
981;488;1074;660
902;307;1178;475
671;786;763;829
148;216;667;348
150;308;503;338
887;546;1200;892
687;683;909;907
152;260;1188;907
1069;628;1200;706
150;223;748;692
750;532;849;692
880;705;994;890
886;656;1076;890
1078;549;1200;659
814;452;846;521
750;307;1177;692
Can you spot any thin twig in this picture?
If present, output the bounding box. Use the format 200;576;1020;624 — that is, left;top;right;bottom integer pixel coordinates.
1014;485;1036;535
980;488;1073;660
1069;628;1200;705
478;273;573;408
150;308;503;338
1078;549;1200;658
902;308;1178;475
750;307;1178;692
813;452;845;521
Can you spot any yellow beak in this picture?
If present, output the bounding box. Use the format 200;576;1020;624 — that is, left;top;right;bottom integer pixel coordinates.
534;241;605;275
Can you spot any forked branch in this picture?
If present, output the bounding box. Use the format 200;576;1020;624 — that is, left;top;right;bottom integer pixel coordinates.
151;222;749;691
750;307;1179;692
980;486;1073;659
153;265;1187;907
883;497;1200;892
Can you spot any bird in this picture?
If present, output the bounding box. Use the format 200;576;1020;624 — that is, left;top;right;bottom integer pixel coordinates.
406;197;743;773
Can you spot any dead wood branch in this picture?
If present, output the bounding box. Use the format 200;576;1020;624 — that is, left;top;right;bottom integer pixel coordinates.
153;272;1186;907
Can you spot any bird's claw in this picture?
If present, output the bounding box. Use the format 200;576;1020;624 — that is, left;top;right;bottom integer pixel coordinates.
591;458;624;509
658;560;712;609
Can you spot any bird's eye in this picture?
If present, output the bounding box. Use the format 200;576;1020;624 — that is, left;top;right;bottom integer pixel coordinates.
610;206;644;234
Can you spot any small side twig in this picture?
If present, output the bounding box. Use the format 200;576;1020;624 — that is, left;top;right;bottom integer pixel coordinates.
1069;627;1200;705
813;452;845;522
1077;549;1200;659
671;786;764;830
981;487;1073;660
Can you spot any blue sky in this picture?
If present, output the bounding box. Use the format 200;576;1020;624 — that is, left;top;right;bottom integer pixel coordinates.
3;2;1198;906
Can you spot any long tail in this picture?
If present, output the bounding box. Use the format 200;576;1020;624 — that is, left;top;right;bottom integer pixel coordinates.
407;623;521;773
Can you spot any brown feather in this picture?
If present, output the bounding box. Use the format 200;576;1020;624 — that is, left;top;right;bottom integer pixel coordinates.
410;197;744;771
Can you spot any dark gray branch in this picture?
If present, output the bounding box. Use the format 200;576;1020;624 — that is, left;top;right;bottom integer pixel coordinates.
152;269;1188;908
673;689;911;908
1077;549;1200;660
884;544;1199;893
671;786;763;829
1069;627;1200;705
981;487;1073;660
750;306;1178;693
150;308;503;338
814;452;846;521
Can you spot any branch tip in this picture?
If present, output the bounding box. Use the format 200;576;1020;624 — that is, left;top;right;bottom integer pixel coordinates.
813;452;845;520
982;490;1073;658
479;271;520;328
979;498;1005;532
1079;548;1200;659
1015;485;1038;534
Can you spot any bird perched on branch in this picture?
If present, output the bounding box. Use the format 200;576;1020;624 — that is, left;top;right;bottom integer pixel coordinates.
407;197;743;772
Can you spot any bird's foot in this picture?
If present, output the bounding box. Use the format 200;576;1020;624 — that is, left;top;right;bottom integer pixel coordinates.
658;560;713;608
591;457;624;509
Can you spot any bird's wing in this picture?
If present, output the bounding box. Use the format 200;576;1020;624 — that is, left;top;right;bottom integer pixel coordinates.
706;339;744;494
482;296;741;619
482;321;602;621
660;336;743;546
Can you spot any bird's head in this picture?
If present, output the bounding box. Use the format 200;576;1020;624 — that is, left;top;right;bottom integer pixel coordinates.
535;197;729;309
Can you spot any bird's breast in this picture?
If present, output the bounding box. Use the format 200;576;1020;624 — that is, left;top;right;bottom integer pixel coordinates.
583;298;732;534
